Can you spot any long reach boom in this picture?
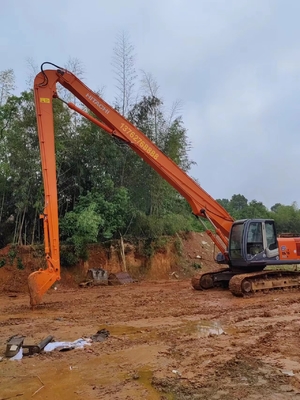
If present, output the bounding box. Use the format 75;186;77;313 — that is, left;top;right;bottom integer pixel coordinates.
29;62;300;306
29;62;233;305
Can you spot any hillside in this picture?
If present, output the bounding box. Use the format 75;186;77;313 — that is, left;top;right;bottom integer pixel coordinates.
0;232;217;293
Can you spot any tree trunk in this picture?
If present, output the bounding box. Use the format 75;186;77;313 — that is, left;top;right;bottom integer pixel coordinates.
31;211;37;245
120;234;127;272
17;207;26;245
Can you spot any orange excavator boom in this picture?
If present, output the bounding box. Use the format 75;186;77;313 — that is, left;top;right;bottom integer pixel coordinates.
29;62;233;306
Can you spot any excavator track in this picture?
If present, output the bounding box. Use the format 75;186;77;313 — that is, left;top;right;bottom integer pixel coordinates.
229;270;300;296
191;268;233;290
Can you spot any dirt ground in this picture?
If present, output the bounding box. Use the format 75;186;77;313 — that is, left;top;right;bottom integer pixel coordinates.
1;233;300;399
1;280;300;400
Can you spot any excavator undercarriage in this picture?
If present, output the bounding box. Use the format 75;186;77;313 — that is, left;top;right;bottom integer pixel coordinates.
191;268;300;296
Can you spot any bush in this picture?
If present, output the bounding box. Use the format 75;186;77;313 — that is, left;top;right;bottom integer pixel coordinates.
60;248;79;267
130;212;202;238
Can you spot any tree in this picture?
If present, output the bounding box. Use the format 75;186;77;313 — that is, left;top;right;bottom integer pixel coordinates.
245;200;270;219
271;203;282;213
230;194;248;211
0;91;41;245
112;30;137;116
25;57;39;89
126;94;194;217
0;69;15;106
60;202;102;260
272;203;300;234
60;182;132;255
217;198;231;211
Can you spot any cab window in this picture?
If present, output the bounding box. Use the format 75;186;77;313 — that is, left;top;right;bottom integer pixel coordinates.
247;222;263;255
229;223;244;259
265;221;277;250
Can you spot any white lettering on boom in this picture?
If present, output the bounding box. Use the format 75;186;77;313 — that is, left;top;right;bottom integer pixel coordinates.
86;93;110;114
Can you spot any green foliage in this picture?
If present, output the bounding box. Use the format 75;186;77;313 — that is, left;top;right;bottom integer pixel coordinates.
174;237;183;256
193;262;202;270
0;54;199;250
270;202;300;234
8;247;17;265
126;95;195;216
152;236;170;251
140;238;155;258
2;58;300;256
60;248;79;267
130;211;197;239
0;258;5;268
217;195;300;235
16;257;24;270
60;202;102;260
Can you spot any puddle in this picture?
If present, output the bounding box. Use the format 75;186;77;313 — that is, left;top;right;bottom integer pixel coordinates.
197;320;226;336
178;320;236;337
105;321;236;340
101;325;141;336
98;324;157;339
3;343;173;399
129;366;174;400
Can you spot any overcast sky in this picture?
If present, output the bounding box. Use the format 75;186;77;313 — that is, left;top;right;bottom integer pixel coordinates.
1;0;300;209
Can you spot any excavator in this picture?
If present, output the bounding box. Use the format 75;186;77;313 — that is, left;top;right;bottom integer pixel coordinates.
28;61;300;306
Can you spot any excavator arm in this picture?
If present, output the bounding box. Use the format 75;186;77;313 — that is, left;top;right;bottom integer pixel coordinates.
28;62;234;306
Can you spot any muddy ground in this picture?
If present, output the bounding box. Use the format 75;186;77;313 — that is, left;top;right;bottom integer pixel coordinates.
1;279;300;400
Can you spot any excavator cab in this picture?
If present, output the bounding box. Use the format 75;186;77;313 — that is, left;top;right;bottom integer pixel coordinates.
228;219;279;270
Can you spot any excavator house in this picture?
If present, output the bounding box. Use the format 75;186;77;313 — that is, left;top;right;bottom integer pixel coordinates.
28;62;300;306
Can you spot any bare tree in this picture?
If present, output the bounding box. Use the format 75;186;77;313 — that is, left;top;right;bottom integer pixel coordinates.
59;57;86;130
64;57;85;85
140;70;162;143
0;69;16;106
140;70;159;98
61;57;85;102
25;57;39;89
112;30;137;116
167;99;184;128
140;70;184;134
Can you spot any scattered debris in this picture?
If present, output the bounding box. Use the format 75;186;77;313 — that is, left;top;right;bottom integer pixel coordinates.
4;329;110;361
31;375;45;397
0;392;24;399
22;335;54;356
80;268;109;287
91;329;110;342
5;336;93;360
172;369;182;376
5;335;25;358
108;272;136;285
281;369;295;377
87;268;109;285
5;335;54;359
44;338;91;353
79;269;137;287
79;280;94;288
